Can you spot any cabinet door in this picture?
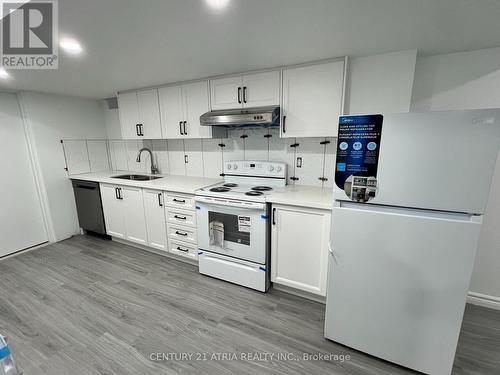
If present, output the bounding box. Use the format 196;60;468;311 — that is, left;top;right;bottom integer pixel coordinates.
242;71;280;108
271;205;331;295
143;189;167;251
282;60;344;138
100;184;126;238
121;186;148;245
137;89;163;139
210;76;243;110
159;85;185;139
117;92;140;139
183;81;211;138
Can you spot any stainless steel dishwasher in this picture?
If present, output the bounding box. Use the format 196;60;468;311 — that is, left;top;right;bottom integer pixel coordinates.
71;180;107;235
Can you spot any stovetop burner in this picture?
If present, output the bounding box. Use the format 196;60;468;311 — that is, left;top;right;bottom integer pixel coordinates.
245;191;264;196
251;186;273;191
223;183;238;187
210;186;231;192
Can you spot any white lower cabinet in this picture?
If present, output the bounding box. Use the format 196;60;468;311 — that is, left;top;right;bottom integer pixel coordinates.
143;189;167;251
100;184;126;239
102;184;199;261
271;204;331;296
100;184;148;245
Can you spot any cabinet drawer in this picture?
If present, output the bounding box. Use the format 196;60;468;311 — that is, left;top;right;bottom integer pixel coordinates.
165;193;195;210
166;209;196;227
168;239;198;260
167;224;197;245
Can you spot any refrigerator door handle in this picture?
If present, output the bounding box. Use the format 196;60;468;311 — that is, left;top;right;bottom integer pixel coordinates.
328;241;338;263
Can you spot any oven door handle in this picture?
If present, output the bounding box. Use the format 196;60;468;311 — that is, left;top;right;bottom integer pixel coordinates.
195;196;266;210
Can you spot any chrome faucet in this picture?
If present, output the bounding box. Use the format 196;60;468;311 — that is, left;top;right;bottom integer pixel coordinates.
136;148;159;175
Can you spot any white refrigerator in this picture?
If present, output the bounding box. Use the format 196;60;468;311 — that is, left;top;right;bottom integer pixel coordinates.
324;110;500;375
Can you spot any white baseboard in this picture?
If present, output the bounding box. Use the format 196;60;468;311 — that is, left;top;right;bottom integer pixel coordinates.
467;292;500;311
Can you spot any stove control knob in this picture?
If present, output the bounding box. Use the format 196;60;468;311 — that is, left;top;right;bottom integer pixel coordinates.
268;165;274;172
227;164;232;170
276;166;282;172
233;164;238;170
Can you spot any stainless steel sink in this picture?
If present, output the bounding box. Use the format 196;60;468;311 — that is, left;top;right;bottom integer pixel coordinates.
112;174;163;181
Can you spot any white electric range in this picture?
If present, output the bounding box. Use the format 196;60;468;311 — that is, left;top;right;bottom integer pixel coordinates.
195;160;287;292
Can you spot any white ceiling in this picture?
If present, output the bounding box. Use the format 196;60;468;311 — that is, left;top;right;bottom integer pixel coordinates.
2;0;500;99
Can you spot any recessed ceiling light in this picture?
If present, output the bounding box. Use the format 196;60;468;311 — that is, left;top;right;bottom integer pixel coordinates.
0;67;10;79
60;38;83;54
206;0;230;10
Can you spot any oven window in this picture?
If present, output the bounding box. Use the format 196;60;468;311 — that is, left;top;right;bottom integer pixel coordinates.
208;211;250;246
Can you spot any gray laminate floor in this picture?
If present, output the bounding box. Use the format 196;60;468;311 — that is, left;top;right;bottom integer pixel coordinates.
0;235;498;374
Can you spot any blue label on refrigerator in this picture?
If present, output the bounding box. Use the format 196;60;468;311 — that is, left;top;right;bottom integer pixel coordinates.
335;115;383;193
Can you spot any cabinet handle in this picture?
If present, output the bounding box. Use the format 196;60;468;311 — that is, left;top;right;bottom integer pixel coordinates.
282;115;286;133
115;187;120;200
158;193;163;207
237;87;242;104
136;124;141;136
173;198;186;203
139;124;144;136
179;121;184;135
175;230;188;236
272;207;276;225
116;188;123;200
184;155;188;164
176;246;189;252
183;121;187;135
243;86;247;103
174;215;187;220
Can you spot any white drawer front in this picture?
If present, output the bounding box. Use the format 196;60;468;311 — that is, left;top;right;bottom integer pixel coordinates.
167;209;196;228
168;239;198;260
167;224;197;245
165;193;195;211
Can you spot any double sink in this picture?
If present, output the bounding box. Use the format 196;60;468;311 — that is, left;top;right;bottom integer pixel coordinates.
112;174;163;181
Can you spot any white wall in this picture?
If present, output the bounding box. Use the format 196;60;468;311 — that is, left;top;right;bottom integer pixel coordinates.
411;47;500;303
102;102;122;139
19;92;107;242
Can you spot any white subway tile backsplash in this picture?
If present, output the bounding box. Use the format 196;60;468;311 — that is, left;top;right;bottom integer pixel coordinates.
63;140;91;175
323;137;337;188
109;140;128;171
293;138;326;187
167;139;186;176
184;139;204;177
87;140;110;172
202;138;223;178
223;129;245;162
71;130;338;188
151;139;169;174
244;128;269;161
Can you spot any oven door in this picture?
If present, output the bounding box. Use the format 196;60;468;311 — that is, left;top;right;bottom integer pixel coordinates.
196;196;268;264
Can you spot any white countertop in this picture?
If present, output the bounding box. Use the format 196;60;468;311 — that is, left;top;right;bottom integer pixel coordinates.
266;185;334;210
70;171;334;209
69;171;222;195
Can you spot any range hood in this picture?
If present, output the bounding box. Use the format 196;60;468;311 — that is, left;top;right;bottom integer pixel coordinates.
200;106;280;128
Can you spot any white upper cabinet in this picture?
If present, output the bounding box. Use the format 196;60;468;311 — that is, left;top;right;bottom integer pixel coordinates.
281;60;345;138
183;81;211;138
117;92;139;139
210;76;243;110
118;89;162;139
159;85;184;139
210;70;280;110
242;71;280;108
159;80;212;139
